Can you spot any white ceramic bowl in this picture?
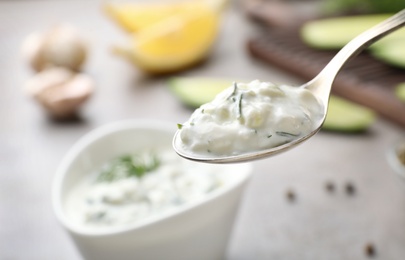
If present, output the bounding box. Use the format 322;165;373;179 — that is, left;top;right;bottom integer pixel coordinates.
52;120;252;260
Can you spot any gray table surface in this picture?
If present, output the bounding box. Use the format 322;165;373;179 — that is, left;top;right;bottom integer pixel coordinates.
1;1;405;259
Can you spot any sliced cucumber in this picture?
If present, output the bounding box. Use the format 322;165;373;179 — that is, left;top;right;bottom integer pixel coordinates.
168;77;233;108
301;14;405;68
371;39;405;69
301;14;405;50
301;15;390;49
396;83;405;102
169;77;376;132
322;96;376;132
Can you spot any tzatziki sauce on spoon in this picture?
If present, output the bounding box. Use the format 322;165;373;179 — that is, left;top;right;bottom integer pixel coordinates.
176;80;322;158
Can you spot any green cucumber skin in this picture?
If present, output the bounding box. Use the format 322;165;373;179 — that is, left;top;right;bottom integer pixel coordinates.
396;83;405;102
323;0;405;14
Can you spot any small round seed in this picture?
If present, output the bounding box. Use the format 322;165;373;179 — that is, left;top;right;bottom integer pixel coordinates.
364;243;376;257
325;181;335;193
286;189;296;202
345;182;356;195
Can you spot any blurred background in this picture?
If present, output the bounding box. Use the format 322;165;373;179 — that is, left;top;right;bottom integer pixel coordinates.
1;0;405;259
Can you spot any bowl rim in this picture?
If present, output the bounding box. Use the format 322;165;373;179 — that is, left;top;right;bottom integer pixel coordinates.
52;119;252;237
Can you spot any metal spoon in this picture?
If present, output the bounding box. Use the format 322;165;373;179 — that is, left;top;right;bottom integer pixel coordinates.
173;9;405;164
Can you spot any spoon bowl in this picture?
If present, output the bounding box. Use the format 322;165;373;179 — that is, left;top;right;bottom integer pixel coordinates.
174;9;405;164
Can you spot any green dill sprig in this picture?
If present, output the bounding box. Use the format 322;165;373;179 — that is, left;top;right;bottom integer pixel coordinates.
237;93;244;124
226;82;238;100
96;153;160;182
276;131;300;138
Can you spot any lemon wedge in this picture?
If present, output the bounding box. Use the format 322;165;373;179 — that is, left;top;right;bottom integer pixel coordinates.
115;5;219;74
105;0;226;33
105;2;195;33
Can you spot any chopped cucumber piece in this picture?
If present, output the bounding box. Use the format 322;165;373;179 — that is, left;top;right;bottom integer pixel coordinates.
323;96;376;132
396;83;405;102
168;77;233;108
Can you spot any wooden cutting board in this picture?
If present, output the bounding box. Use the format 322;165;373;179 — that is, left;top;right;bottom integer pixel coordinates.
245;0;405;129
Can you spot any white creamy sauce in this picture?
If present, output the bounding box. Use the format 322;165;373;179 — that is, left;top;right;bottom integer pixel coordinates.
65;150;230;230
178;80;323;156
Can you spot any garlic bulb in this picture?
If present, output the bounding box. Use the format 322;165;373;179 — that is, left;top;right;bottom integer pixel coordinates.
22;25;87;72
25;67;94;119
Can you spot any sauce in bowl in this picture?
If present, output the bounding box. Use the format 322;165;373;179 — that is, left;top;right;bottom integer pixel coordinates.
64;149;234;230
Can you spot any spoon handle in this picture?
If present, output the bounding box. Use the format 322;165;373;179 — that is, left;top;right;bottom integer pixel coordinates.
305;9;405;102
